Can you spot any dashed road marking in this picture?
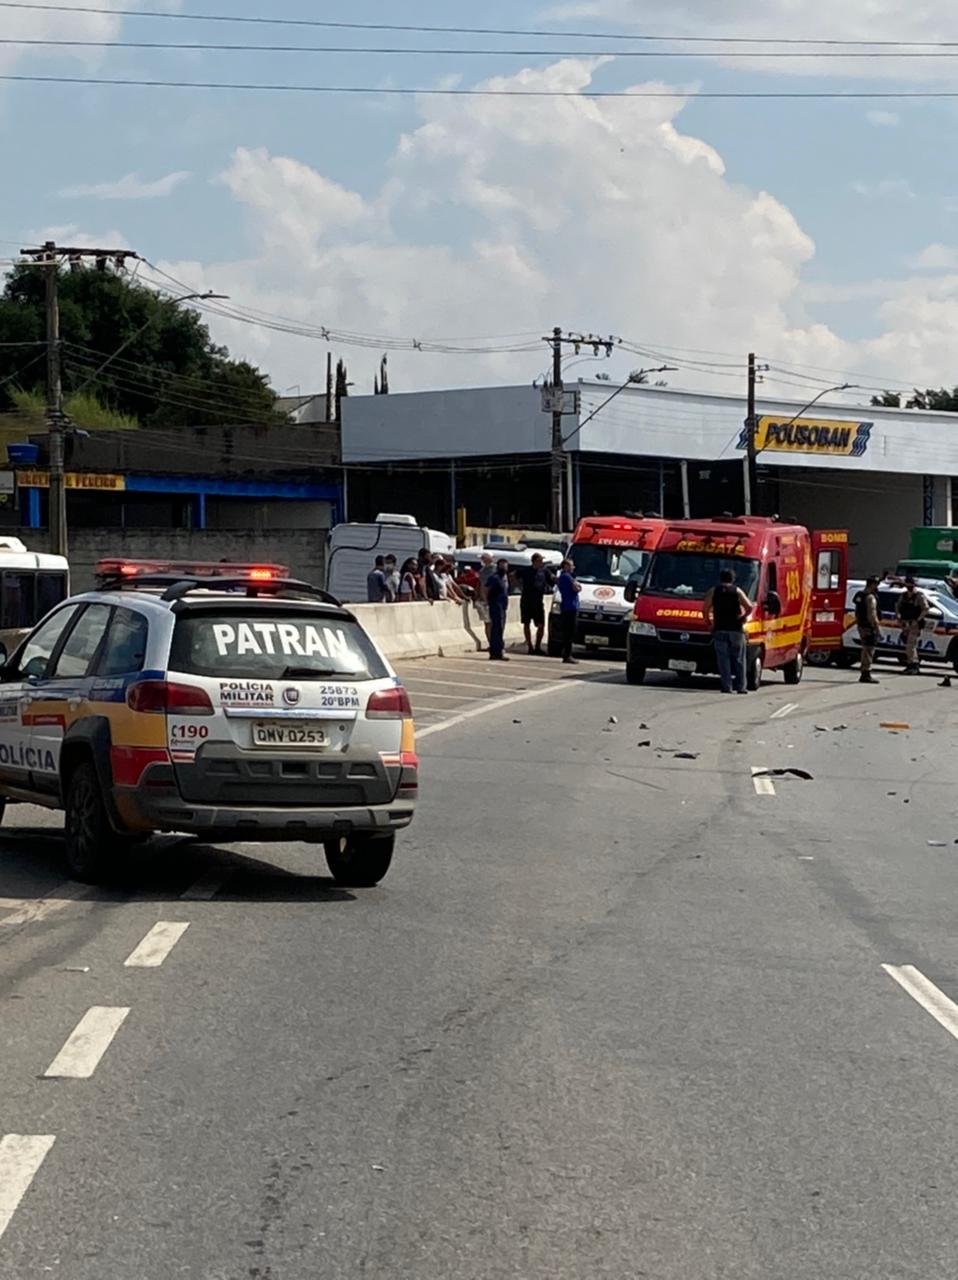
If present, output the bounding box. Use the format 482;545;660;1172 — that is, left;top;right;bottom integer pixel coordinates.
770;703;799;720
882;964;958;1043
0;1135;56;1242
181;871;229;901
124;921;190;968
44;1006;130;1079
751;766;776;796
0;883;92;926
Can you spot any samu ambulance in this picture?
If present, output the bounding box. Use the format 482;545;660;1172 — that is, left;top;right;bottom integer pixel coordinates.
547;515;667;656
626;517;848;688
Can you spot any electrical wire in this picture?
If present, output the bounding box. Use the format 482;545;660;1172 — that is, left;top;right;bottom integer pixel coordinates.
3;4;958;48
10;38;958;58
7;73;958;98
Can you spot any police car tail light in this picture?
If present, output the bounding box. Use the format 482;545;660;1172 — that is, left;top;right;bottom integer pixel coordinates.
366;686;412;719
128;680;214;716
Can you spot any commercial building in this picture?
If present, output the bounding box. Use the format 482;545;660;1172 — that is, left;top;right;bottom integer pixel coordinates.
342;382;957;574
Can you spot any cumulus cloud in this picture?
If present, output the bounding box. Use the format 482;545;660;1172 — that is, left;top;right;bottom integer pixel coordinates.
0;0;178;76
107;55;958;400
909;243;958;271
59;172;190;201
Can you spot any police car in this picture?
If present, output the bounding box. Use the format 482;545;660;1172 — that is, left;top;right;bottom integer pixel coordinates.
0;561;417;886
841;579;958;670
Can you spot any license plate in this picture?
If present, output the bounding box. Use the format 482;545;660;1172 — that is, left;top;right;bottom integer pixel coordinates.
252;722;328;748
585;635;610;647
669;659;697;673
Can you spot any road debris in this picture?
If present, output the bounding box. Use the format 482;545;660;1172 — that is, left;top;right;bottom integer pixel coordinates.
880;722;910;730
637;740;652;748
608;716;619;725
673;751;700;760
61;966;91;974
928;841;948;848
751;767;813;781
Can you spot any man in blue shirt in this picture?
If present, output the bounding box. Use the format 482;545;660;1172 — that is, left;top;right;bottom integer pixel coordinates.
485;558;512;661
556;558;581;664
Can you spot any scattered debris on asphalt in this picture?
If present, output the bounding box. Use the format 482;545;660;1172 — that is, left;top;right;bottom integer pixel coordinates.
637;740;652;748
880;722;910;730
928;841;948;848
674;751;700;760
61;966;91;974
638;722;649;730
752;767;813;781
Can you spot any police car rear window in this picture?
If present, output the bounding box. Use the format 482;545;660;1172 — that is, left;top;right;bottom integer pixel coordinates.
169;610;388;682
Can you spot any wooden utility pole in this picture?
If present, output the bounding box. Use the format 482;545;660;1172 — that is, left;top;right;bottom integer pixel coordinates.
19;241;137;556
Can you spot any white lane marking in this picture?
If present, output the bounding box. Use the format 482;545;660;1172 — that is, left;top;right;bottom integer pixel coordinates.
770;703;799;720
751;766;776;796
407;691;486;703
418;678;584;740
404;658;555;684
44;1006;130;1079
402;676;511;693
181;871;229;901
0;1135;56;1242
882;964;958;1043
0;882;92;926
124;921;190;969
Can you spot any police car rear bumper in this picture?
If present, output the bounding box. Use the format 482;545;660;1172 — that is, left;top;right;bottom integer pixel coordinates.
115;783;415;841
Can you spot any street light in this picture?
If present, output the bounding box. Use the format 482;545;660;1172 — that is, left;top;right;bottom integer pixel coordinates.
758;382;860;450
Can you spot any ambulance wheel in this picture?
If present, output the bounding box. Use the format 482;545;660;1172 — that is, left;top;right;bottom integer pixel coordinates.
626;661;647;686
325;833;394;887
64;761;120;883
783;650;804;685
747;649;763;691
0;798;6;824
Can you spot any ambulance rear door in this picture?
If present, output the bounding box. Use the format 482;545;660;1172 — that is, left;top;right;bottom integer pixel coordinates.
810;530;849;656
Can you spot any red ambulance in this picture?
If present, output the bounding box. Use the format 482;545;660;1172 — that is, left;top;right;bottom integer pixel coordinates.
547;515;667;656
625;517;847;688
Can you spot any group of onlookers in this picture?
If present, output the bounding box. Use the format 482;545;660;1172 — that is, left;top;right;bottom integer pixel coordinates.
366;549;467;604
365;547;582;663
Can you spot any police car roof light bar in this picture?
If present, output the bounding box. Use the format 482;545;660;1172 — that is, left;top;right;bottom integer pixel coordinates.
97;572;343;608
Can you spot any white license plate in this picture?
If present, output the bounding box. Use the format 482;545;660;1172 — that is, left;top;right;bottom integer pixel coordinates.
669;659;697;673
252;722;328;748
585;635;610;647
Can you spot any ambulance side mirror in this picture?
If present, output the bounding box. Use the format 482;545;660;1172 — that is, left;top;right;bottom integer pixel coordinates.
624;575;641;604
765;590;783;617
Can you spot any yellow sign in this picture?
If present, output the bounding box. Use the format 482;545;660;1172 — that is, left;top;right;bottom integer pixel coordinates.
17;471;126;491
740;416;873;459
819;530;848;544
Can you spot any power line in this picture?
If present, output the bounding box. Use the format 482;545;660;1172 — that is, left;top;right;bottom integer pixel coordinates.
7;73;958;98
3;3;958;48
11;38;958;58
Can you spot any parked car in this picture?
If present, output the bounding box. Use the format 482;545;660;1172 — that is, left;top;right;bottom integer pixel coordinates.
839;579;958;670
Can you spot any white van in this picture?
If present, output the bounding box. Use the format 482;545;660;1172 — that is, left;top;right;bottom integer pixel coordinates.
0;536;70;650
326;515;454;603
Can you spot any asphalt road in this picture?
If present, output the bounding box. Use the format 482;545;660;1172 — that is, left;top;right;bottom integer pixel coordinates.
3;653;958;1278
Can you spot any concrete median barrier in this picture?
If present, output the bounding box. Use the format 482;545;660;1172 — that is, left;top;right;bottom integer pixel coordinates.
351;600;526;661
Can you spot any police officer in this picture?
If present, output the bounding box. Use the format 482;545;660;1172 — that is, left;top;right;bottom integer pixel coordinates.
854;575;881;684
897;576;929;674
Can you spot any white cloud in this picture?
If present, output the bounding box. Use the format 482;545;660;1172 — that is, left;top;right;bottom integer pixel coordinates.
850;177;916;200
909;243;958;270
866;110;901;127
57;55;958;403
543;1;958;82
59;172;190;201
0;0;179;76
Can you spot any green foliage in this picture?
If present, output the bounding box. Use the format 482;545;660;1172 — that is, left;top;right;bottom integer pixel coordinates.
8;387;138;431
0;264;282;427
872;387;958;411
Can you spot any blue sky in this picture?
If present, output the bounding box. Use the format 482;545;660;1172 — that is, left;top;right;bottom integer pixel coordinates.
3;0;958;398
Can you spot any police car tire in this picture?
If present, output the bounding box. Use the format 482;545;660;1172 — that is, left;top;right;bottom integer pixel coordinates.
626;661;646;686
324;833;395;887
65;761;119;882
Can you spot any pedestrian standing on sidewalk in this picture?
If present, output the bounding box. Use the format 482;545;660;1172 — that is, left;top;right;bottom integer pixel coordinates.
703;568;753;694
517;553;555;655
486;557;512;661
383;554;400;602
897;576;929;674
854;575;882;684
556;558;581;665
476;551;496;649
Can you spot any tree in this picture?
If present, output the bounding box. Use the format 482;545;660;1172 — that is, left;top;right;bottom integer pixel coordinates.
0;262;282;427
871;387;958;411
335;357;350;421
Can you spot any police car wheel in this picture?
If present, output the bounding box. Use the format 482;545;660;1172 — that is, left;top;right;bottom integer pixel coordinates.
324;834;395;887
65;761;118;883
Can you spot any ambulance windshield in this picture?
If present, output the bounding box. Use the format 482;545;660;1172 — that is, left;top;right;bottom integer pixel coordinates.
170;609;389;681
646;553;761;600
570;544;650;586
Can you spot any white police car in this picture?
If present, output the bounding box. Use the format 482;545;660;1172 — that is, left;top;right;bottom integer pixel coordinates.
841;579;958;670
0;563;417;885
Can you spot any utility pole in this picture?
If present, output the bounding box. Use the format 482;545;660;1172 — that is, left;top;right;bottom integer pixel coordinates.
744;351;757;517
19;241;137;557
550;327;563;532
543;329;617;531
